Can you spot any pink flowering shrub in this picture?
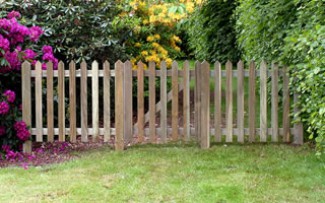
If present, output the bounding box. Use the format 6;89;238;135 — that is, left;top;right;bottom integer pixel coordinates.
0;11;58;158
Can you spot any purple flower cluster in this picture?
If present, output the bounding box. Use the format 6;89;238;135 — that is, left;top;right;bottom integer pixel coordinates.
0;101;9;115
0;11;58;72
14;121;30;141
42;45;58;69
3;90;16;103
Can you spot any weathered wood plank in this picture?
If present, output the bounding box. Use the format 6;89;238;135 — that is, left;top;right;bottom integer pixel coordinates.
214;61;222;142
200;61;210;148
283;66;290;142
194;61;201;141
103;61;111;142
124;61;133;144
271;63;279;142
293;91;303;145
249;61;256;142
237;60;244;143
46;62;54;142
35;61;43;142
115;61;124;150
69;61;76;143
81;61;88;142
172;61;179;141
58;61;65;141
149;62;156;143
92;61;99;140
22;61;32;153
160;61;167;143
183;61;190;141
226;61;233;142
260;60;268;142
137;61;145;142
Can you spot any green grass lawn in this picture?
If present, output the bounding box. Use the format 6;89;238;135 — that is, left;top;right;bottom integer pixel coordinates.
0;144;324;202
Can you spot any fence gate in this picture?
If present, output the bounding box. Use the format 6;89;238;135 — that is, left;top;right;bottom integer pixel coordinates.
21;60;303;152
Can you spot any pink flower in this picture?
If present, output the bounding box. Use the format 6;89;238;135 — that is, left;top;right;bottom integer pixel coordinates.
7;11;21;19
14;121;30;141
23;49;37;60
0;19;11;30
42;45;53;54
29;26;43;42
5;51;21;70
0;101;10;114
2;145;10;152
3;90;16;103
0;34;10;52
0;126;6;136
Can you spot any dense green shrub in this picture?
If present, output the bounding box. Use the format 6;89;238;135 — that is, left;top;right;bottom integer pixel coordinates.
187;0;240;62
236;0;325;155
0;0;127;63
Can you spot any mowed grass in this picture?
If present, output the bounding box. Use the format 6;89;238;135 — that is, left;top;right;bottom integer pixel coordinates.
0;144;324;203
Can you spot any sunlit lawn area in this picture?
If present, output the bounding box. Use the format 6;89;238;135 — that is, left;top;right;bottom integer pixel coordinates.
0;144;324;202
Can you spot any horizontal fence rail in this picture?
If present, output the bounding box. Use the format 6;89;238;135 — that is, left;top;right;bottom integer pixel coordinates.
21;60;303;152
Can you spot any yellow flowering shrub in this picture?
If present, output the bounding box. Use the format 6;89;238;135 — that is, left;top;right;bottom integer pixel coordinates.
114;0;202;68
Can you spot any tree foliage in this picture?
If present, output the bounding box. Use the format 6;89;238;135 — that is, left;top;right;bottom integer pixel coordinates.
187;0;240;62
0;0;127;63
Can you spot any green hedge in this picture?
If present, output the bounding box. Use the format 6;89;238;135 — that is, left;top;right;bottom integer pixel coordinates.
236;0;325;155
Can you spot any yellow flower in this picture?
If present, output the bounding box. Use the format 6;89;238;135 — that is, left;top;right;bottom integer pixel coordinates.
141;51;148;56
172;35;181;43
174;46;181;52
166;58;173;67
152;42;160;48
154;34;161;40
146;35;155;42
135;42;141;47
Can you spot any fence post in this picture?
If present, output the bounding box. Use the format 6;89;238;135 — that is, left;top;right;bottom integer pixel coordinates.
194;61;201;142
22;61;32;153
293;92;304;145
124;60;133;145
200;61;210;149
115;61;125;151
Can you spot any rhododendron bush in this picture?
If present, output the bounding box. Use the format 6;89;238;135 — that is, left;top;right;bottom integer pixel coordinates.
0;11;58;157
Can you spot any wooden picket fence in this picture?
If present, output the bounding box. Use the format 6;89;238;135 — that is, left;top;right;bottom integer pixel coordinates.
21;60;303;152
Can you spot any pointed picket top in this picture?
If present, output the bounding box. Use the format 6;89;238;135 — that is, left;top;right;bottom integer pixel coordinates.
92;60;99;67
69;60;75;66
194;60;201;70
237;60;244;67
249;60;255;67
260;60;267;69
115;60;124;67
160;61;167;69
201;60;210;68
149;61;155;69
103;60;110;70
22;60;31;67
58;61;64;69
35;61;42;68
137;60;144;69
125;60;132;70
183;60;189;70
226;60;232;67
46;61;53;70
172;60;178;67
214;61;220;66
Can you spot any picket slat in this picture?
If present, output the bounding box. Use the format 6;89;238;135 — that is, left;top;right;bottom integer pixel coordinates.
103;61;111;142
260;61;267;142
81;61;88;142
124;61;133;144
115;61;124;150
226;61;233;142
69;61;76;143
22;62;32;153
58;61;65;141
149;62;156;143
47;62;54;142
200;61;210;148
249;61;256;142
160;61;167;143
271;63;279;142
237;61;244;143
137;62;145;142
172;61;179;141
214;62;222;142
35;62;43;142
183;61;190;141
92;61;99;140
283;66;290;142
194;61;201;141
